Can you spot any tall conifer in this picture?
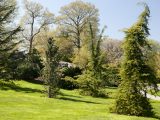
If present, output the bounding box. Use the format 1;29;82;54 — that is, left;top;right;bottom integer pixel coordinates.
113;5;158;116
42;38;60;98
0;0;21;79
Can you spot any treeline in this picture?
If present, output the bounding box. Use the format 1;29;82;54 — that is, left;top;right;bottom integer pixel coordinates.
0;0;160;117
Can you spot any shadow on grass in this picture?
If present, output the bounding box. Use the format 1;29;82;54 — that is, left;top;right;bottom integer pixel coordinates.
59;92;82;98
58;96;101;104
154;115;160;120
23;79;44;85
0;81;42;93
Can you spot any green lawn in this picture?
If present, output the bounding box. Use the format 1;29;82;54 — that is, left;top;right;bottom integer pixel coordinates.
0;80;160;120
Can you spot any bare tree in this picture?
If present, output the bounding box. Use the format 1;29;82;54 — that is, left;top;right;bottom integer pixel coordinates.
102;38;123;65
20;0;54;54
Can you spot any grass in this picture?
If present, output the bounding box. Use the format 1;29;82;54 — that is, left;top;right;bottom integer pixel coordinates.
0;80;160;120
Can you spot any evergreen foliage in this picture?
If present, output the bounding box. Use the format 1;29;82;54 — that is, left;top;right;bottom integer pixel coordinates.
77;70;107;97
0;0;21;79
17;49;43;81
42;38;60;98
77;23;107;97
59;67;81;90
102;65;120;87
112;5;158;116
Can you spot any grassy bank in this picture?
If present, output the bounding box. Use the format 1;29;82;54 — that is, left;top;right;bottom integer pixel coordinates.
0;80;160;120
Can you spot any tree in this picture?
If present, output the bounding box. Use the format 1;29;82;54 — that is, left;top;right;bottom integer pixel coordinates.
145;40;160;82
88;23;106;79
102;38;123;65
112;5;158;116
20;0;54;55
57;0;99;50
101;38;123;86
0;0;21;79
42;38;60;98
54;28;74;62
77;23;107;97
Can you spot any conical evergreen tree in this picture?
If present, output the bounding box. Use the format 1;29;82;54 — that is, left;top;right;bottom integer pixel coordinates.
42;38;60;98
0;0;21;79
112;5;158;116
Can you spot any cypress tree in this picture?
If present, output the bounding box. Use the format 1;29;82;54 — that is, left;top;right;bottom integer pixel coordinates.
0;0;21;79
113;5;158;116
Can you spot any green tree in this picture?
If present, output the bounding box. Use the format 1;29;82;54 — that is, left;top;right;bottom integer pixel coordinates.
57;0;99;50
42;38;60;98
145;40;160;82
88;23;106;79
77;23;107;97
112;5;158;116
0;0;21;79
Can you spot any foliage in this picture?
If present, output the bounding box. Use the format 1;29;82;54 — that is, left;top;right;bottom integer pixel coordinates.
57;0;99;50
8;51;26;79
55;31;74;62
112;5;158;117
16;49;43;81
102;65;120;87
42;38;60;98
73;45;91;69
77;71;107;97
76;23;107;97
0;0;21;80
145;40;160;82
59;67;82;90
88;23;106;79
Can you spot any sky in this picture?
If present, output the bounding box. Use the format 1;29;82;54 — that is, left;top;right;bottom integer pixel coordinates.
18;0;160;41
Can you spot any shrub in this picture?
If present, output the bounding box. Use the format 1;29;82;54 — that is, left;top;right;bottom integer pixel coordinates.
16;49;43;81
77;71;108;97
17;61;41;80
59;67;81;90
102;66;120;87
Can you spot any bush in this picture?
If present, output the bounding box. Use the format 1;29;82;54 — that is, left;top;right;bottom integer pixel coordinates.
77;71;108;97
16;49;43;81
17;61;41;80
59;67;81;90
59;76;78;90
101;65;120;87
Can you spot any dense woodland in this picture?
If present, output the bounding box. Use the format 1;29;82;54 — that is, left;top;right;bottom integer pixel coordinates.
0;0;160;119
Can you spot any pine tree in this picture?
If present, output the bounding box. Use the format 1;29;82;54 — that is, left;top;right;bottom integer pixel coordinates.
112;5;158;116
0;0;21;79
42;38;60;98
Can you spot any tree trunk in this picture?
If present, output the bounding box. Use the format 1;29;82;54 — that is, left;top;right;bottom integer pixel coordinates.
48;86;52;98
